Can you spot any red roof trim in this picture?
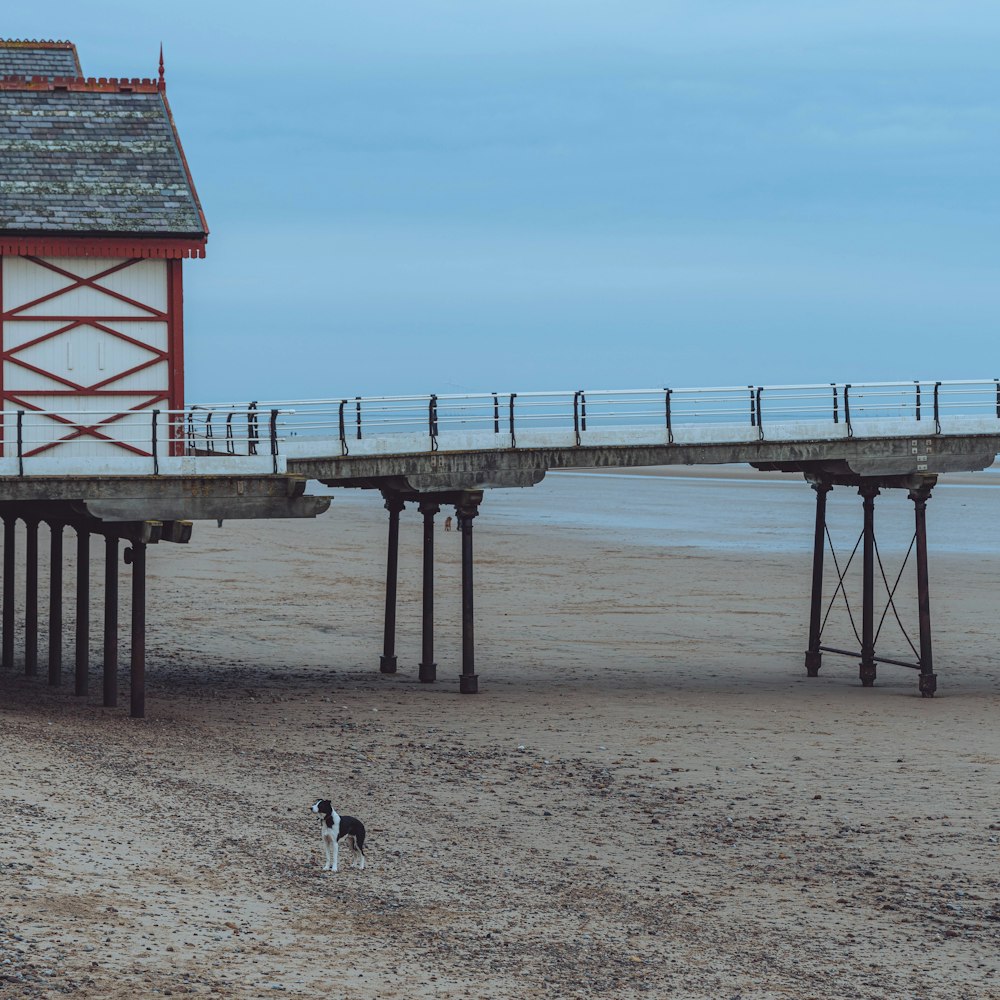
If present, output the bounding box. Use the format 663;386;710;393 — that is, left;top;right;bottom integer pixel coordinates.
0;76;158;93
0;236;207;259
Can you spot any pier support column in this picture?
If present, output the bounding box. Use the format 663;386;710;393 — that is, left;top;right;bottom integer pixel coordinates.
24;518;38;677
103;535;119;708
418;501;440;683
858;483;879;687
380;493;405;674
805;479;832;676
126;542;146;719
3;516;15;671
457;491;482;694
910;483;937;697
75;528;90;697
48;522;64;686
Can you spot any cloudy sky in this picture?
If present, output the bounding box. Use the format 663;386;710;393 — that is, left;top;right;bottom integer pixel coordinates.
8;2;1000;402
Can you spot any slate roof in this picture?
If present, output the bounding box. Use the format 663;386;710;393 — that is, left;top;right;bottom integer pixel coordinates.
0;40;207;248
0;40;81;80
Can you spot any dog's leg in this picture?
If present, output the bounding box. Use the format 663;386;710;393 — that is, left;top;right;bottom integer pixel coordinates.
331;819;341;873
321;836;332;871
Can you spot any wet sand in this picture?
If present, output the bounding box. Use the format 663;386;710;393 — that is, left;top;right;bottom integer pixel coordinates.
1;470;998;998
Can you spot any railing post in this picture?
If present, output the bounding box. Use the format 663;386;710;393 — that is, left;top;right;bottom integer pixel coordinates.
248;401;259;456
933;381;941;433
755;387;764;440
355;397;363;440
428;394;439;451
664;388;674;444
16;410;24;477
270;409;279;473
573;391;581;446
915;381;921;422
151;409;159;474
508;393;517;448
749;385;756;428
492;392;500;434
844;384;853;438
338;400;349;456
831;383;839;424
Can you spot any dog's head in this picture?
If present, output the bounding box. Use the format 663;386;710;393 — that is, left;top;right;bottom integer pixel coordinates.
311;800;341;829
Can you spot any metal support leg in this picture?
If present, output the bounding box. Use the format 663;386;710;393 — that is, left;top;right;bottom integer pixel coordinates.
3;516;15;671
103;535;119;708
911;484;937;697
805;479;831;676
859;483;879;687
380;493;405;673
75;528;90;696
48;522;63;686
24;519;38;677
418;501;439;683
127;542;146;719
457;491;482;694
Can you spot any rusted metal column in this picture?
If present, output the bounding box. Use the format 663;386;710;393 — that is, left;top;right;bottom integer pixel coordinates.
48;521;64;686
127;542;146;719
24;518;38;677
457;492;483;694
103;534;119;708
858;483;879;687
804;479;832;676
75;528;90;696
910;483;937;697
380;493;406;674
2;516;16;671
418;501;440;683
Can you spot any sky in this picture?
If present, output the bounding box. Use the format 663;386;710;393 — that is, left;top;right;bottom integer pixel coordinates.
7;2;1000;402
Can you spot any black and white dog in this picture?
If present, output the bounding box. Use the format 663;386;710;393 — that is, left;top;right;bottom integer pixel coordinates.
311;799;367;872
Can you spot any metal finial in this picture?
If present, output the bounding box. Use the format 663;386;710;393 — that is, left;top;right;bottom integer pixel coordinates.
158;43;165;90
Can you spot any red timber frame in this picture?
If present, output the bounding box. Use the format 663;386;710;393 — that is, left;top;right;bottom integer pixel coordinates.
0;253;189;459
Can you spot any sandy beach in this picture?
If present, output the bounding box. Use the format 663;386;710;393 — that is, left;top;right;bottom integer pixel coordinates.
1;468;998;999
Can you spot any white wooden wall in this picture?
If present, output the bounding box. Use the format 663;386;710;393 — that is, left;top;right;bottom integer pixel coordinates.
1;256;172;458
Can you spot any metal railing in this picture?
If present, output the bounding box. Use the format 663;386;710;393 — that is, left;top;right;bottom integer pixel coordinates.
1;379;999;475
198;378;1000;456
0;404;285;475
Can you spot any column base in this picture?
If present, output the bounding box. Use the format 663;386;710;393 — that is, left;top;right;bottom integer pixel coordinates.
804;650;822;676
919;673;937;698
459;673;479;694
379;655;398;674
859;662;877;687
419;662;437;683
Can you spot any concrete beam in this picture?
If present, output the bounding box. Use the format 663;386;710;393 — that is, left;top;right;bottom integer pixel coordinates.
0;475;311;504
291;433;1000;488
80;496;330;522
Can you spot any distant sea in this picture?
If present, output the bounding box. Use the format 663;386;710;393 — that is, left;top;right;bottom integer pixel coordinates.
316;466;1000;556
